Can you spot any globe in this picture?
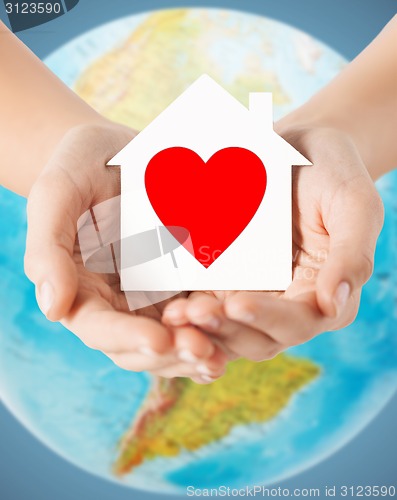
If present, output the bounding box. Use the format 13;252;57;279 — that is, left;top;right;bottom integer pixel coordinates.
1;8;396;495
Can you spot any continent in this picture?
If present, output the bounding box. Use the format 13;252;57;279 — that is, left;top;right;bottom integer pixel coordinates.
74;9;290;131
114;355;319;475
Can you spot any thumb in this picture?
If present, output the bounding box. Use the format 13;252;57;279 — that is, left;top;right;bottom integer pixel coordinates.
24;173;80;321
316;184;384;318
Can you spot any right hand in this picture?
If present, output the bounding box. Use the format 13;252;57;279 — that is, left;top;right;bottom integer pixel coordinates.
163;125;384;364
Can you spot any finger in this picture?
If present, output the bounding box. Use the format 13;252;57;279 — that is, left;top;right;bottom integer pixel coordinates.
62;291;173;355
25;172;81;321
109;325;218;372
185;293;281;362
192;346;229;383
173;325;217;362
162;297;191;326
195;345;228;377
108;327;217;372
107;352;180;372
147;371;220;384
224;291;332;347
317;180;384;317
148;363;201;378
190;376;219;385
162;292;216;326
149;345;228;381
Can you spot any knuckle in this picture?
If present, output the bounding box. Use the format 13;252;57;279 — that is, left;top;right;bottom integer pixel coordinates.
63;124;103;145
372;191;385;230
359;186;384;231
358;252;374;284
27;175;53;208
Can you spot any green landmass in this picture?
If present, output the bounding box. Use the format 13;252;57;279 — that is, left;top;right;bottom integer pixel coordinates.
114;355;319;475
74;9;290;131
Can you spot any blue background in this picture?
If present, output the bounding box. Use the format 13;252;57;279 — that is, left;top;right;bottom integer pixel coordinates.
0;1;396;498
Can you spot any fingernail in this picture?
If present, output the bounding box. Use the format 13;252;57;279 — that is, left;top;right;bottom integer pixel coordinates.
138;346;159;357
163;310;185;325
200;375;217;383
194;316;221;329
178;349;200;363
334;281;350;314
36;282;54;316
163;309;180;319
196;364;214;376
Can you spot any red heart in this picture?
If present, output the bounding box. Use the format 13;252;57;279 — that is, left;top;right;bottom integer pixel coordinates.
145;147;267;268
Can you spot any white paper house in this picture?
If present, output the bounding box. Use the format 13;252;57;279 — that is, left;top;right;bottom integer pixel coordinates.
108;75;310;291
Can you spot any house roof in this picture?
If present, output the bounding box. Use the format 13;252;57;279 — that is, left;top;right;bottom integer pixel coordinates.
108;74;311;167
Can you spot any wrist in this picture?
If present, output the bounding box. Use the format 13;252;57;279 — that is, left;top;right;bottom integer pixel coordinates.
276;105;383;182
36;118;136;183
5;110;110;197
277;93;397;182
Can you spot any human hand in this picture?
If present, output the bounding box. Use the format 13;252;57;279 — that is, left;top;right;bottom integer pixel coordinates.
162;125;384;366
24;122;227;382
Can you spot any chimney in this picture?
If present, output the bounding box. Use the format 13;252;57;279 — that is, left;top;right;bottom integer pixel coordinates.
249;92;273;129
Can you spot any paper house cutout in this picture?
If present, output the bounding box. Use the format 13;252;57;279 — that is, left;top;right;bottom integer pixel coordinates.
108;75;310;291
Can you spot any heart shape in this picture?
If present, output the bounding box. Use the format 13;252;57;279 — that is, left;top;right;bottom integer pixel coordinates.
145;147;267;268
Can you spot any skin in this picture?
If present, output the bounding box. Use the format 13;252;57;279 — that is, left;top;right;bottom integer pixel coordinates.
0;20;226;383
163;17;397;370
163;127;384;364
25;124;228;383
0;17;396;382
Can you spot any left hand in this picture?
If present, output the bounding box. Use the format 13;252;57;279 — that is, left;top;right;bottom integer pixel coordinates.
162;125;384;371
24;121;227;383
